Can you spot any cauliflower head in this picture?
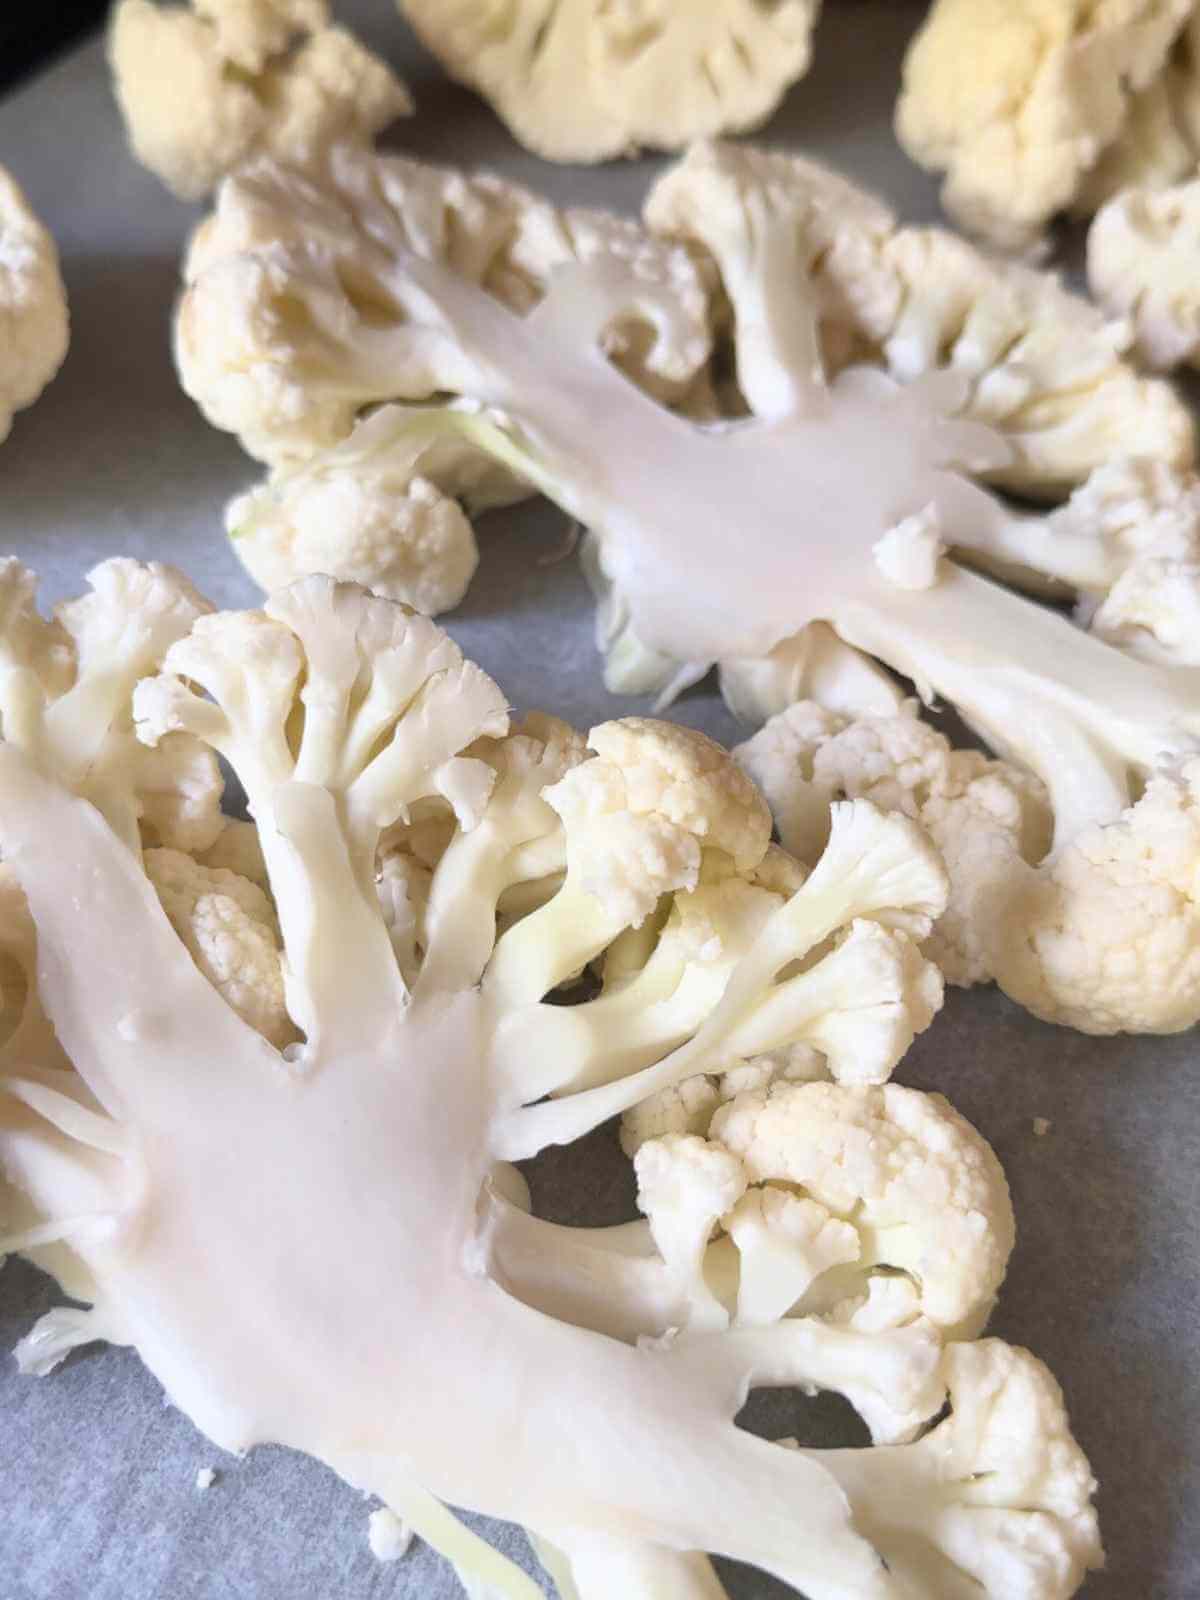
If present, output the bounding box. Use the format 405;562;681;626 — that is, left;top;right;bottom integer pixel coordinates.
108;0;413;200
398;0;822;163
0;166;68;445
895;0;1197;250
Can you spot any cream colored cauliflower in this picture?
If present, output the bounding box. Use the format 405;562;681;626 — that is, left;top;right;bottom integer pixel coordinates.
1088;174;1200;368
734;701;1052;988
108;0;412;200
228;465;478;614
398;0;821;164
0;167;68;445
992;757;1200;1032
144;847;296;1047
895;0;1196;251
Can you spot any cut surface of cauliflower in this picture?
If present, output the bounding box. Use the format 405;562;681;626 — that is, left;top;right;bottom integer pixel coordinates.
734;700;1053;987
398;0;822;163
108;0;412;200
0;166;68;444
895;0;1197;250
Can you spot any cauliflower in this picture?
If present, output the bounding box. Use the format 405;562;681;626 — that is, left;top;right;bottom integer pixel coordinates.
0;166;68;444
1088;174;1200;368
895;0;1197;251
0;558;223;855
108;0;412;200
397;0;822;163
0;565;1098;1600
734;700;1053;987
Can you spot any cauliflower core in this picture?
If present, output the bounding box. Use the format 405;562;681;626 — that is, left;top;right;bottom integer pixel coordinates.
398;0;822;163
108;0;412;200
0;566;1101;1600
0;167;68;444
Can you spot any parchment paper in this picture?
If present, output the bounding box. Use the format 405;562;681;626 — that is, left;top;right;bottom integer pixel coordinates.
0;5;1196;1597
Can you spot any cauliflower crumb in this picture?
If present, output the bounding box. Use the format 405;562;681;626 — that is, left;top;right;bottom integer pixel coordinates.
195;1466;216;1490
367;1505;412;1562
1033;1116;1052;1137
872;504;945;590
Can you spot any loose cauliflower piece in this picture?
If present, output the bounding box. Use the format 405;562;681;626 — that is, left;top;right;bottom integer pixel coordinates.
735;700;1053;987
0;167;68;445
144;848;296;1047
895;0;1196;251
1;566;1089;1600
398;0;821;164
108;0;412;200
1088;174;1200;368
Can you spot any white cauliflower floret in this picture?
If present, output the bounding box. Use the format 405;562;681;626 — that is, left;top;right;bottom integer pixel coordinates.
229;467;477;615
895;0;1196;250
735;700;1053;987
144;847;295;1048
1088;175;1200;369
618;1076;722;1158
993;757;1200;1032
633;1132;747;1332
0;166;68;445
398;0;821;164
108;0;412;200
712;1080;1016;1340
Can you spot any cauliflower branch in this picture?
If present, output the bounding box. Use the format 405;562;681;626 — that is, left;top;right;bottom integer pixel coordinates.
0;568;1098;1600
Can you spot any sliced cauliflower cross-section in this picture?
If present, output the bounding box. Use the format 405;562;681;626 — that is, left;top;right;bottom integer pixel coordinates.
398;0;822;164
108;0;413;200
0;167;68;445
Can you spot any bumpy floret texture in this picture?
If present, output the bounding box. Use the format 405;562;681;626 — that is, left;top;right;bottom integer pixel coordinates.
1089;174;1200;369
735;701;1053;987
108;0;412;200
895;0;1197;250
398;0;822;163
0;166;68;445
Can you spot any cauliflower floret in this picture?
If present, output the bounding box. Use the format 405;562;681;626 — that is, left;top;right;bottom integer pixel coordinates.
895;0;1196;251
618;1076;723;1158
992;757;1200;1032
633;1132;748;1332
712;1079;1016;1339
144;847;296;1048
1088;175;1200;369
0;166;68;445
735;700;1053;987
108;0;412;200
229;468;478;614
398;0;821;164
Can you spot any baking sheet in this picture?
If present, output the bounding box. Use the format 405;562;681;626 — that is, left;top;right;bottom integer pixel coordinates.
0;4;1197;1597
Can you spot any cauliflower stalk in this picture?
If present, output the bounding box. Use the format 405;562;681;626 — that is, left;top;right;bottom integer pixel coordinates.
0;567;1100;1600
0;165;68;444
179;140;1200;1033
108;0;413;200
397;0;822;163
